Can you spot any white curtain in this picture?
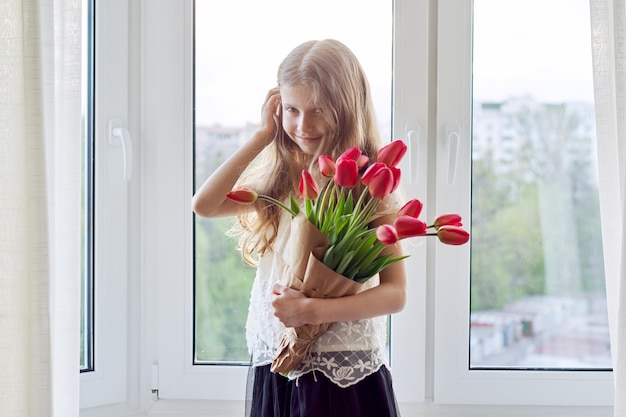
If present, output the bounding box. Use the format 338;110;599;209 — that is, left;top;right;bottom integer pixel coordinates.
590;0;626;416
0;0;82;416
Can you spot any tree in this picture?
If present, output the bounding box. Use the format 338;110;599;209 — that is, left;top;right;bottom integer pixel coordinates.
195;216;255;362
471;157;544;310
470;100;604;311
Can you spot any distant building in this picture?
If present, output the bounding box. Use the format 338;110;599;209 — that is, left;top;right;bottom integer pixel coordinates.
194;124;259;176
472;96;597;184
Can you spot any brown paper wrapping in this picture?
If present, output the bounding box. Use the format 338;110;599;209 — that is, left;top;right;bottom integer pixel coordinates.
270;213;362;373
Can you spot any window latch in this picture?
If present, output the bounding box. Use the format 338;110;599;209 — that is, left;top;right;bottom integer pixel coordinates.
406;125;420;184
445;124;460;185
109;119;133;182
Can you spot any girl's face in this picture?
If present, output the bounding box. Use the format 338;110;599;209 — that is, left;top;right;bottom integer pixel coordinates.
280;85;329;156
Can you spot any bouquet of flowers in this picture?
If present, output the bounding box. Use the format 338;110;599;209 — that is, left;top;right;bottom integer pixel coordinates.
226;140;469;373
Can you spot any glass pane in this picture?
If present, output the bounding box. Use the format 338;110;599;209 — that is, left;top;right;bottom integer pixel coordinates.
470;0;611;370
193;0;392;364
80;0;95;372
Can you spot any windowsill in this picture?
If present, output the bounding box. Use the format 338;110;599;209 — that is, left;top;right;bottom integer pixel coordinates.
400;402;613;417
80;402;141;417
82;399;613;417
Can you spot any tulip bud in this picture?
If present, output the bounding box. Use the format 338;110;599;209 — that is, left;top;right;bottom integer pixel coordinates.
376;224;399;245
337;146;362;163
299;169;319;200
318;155;336;177
367;166;394;200
394;215;427;238
433;213;463;230
357;155;370;168
376;140;407;167
437;225;470;245
334;158;359;188
398;199;423;218
226;188;258;204
361;163;385;186
389;166;401;193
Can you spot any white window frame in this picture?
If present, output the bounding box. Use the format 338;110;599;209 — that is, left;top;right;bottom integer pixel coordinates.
142;0;429;407
80;0;135;412
432;0;614;406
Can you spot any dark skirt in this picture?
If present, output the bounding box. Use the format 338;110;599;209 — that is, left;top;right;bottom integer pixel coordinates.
245;364;401;417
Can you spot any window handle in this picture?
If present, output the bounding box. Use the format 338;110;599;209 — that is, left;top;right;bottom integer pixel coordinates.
445;124;460;185
109;119;133;182
407;126;420;184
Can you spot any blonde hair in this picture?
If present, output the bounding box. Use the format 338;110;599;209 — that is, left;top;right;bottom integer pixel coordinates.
233;39;384;265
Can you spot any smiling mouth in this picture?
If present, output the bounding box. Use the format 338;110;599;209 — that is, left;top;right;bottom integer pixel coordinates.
297;135;320;142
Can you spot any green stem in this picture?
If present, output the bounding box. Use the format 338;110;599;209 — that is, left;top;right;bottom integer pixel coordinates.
258;195;298;217
350;192;378;228
316;180;334;227
305;198;314;224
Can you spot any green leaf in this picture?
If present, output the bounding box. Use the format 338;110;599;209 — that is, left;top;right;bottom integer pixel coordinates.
304;198;314;225
344;190;354;213
320;194;338;235
290;195;300;216
329;222;363;255
335;250;356;276
356;243;386;270
347;233;378;267
355;255;410;283
322;244;340;269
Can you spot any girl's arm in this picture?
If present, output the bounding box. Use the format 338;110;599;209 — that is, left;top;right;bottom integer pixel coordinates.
191;88;281;218
271;213;407;326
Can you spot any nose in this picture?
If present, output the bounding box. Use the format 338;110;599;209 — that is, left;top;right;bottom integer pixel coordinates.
298;114;313;133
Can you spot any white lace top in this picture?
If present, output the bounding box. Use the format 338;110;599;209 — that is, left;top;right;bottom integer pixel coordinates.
246;212;389;388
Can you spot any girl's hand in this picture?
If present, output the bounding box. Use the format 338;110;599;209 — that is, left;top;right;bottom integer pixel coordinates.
258;87;282;145
271;283;312;328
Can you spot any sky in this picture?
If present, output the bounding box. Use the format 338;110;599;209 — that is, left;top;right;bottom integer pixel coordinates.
194;0;392;127
473;0;594;103
194;0;595;127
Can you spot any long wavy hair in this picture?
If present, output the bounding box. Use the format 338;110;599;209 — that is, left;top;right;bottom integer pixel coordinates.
232;39;384;265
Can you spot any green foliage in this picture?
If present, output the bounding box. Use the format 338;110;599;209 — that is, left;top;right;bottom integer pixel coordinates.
470;106;606;311
470;176;545;310
194;212;255;363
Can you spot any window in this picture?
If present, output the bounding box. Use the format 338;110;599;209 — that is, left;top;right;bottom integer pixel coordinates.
433;0;613;405
79;0;132;410
149;0;427;404
470;0;610;372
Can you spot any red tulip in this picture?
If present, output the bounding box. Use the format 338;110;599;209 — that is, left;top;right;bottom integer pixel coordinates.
361;163;386;186
318;155;336;177
433;213;463;230
376;224;399;245
334;158;359;188
437;225;470;245
357;155;370;168
376;140;407;167
398;199;423;218
337;146;362;163
367;166;394;200
299;169;319;200
226;188;258;204
389;166;401;192
394;215;427;238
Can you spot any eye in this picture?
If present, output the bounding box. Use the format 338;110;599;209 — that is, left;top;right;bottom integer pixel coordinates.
284;106;298;113
313;108;323;114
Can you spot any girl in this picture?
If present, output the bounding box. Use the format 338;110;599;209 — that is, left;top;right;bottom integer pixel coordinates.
192;39;406;417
